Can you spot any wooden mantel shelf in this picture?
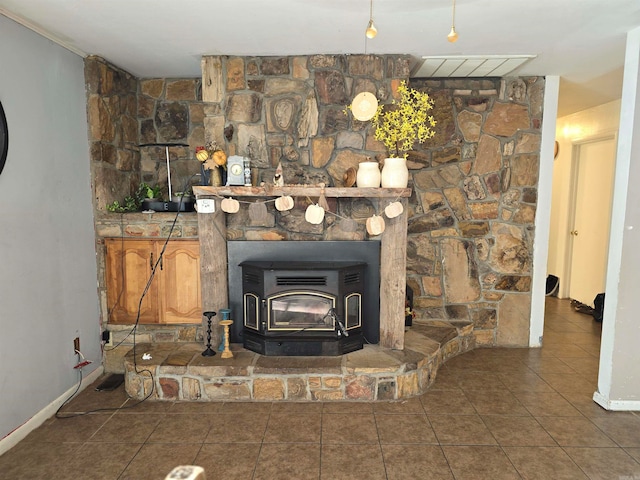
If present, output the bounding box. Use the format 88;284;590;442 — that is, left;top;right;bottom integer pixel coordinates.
193;186;411;198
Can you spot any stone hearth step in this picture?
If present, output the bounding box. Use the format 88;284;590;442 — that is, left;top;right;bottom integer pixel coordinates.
124;319;474;402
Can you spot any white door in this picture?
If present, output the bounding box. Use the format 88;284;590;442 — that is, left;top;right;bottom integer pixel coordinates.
568;136;617;305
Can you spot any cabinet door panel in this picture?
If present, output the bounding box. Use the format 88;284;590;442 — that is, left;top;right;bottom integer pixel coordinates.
159;241;202;323
105;239;158;324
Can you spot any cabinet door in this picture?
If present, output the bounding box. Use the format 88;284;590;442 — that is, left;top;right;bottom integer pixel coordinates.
105;239;159;324
158;240;202;323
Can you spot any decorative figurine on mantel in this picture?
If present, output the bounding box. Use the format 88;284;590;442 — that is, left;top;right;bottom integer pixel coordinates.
273;161;284;187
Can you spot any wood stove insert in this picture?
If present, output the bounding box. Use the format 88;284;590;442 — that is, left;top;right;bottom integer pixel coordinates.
241;261;365;356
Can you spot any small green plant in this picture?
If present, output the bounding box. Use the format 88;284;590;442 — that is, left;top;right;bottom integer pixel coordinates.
106;195;139;212
105;183;163;212
139;183;162;200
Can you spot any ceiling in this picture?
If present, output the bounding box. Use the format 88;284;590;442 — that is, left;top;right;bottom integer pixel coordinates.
2;0;639;117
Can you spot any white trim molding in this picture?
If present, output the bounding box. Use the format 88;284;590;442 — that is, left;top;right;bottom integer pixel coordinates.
0;366;104;456
593;391;640;411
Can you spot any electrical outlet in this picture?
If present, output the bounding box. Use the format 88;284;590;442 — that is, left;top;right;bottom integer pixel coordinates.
74;337;80;353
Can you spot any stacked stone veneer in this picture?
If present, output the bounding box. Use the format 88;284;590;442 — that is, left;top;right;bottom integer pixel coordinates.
85;56;140;211
405;77;544;347
197;56;544;348
125;321;474;401
87;53;545;358
86;56;206;210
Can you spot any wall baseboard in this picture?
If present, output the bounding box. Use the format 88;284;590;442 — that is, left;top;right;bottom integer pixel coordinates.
0;366;104;456
593;391;640;411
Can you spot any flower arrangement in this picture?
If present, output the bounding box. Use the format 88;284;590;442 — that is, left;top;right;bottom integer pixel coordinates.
196;140;228;186
196;140;227;170
370;81;436;158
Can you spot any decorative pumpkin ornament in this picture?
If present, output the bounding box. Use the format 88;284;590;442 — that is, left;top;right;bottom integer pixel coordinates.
212;150;227;167
305;203;325;224
248;202;268;223
195;149;209;162
384;201;404;219
343;167;357;187
366;214;386;236
341;218;358;232
275;195;294;212
220;197;240;214
318;192;330;211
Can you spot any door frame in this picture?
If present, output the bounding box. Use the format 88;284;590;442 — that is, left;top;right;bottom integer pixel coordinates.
561;132;618;299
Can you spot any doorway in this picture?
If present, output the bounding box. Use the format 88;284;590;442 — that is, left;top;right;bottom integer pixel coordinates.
564;135;617;306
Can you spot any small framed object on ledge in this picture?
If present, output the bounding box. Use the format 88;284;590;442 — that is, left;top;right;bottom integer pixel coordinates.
226;155;247;186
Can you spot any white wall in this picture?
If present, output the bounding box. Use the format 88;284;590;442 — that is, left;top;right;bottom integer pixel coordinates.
548;100;621;297
0;16;101;442
595;26;640;410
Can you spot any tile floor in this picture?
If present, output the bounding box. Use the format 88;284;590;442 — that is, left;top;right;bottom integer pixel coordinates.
2;297;640;480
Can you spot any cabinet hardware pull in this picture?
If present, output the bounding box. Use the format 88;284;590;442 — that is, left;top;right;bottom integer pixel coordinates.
150;252;154;269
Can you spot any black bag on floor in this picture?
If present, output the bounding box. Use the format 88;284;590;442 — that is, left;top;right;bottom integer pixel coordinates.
593;293;605;322
545;275;559;296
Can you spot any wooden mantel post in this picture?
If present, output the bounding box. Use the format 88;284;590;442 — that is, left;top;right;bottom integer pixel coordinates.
193;186;410;351
197;197;228;347
379;197;408;350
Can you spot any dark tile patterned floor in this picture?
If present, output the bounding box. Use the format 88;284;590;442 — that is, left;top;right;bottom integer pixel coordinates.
1;298;639;479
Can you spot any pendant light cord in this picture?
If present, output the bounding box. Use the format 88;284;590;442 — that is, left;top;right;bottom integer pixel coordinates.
451;0;456;29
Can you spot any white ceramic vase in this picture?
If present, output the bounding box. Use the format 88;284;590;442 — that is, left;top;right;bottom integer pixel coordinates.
356;161;381;187
381;157;409;188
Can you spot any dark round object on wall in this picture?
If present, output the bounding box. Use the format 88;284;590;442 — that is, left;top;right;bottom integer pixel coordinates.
0;101;7;176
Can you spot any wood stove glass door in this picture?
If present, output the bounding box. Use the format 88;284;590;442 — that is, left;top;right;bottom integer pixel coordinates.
268;292;335;332
244;293;260;330
345;293;362;330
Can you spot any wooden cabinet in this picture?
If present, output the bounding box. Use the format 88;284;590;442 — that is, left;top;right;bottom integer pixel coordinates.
105;238;201;324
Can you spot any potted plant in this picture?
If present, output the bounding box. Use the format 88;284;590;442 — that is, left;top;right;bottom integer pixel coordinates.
139;183;163;210
171;189;194;204
105;182;164;212
370;81;437;187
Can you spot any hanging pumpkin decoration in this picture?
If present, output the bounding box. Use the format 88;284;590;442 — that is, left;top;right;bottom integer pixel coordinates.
305;203;325;224
366;214;386;236
275;195;294;212
248;202;268;223
220;197;240;214
384;201;404;219
318;192;330;212
341;218;358;232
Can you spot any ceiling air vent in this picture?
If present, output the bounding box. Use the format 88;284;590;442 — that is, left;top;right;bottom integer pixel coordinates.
412;55;536;78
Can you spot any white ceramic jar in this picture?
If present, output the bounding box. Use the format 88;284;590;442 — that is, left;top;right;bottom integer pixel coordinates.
381;157;409;188
356;161;381;187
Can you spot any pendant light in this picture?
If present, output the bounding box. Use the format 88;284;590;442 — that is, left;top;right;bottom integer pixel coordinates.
447;0;459;43
366;0;377;39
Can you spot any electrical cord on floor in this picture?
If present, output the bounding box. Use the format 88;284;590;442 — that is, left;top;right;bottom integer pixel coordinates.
57;174;200;418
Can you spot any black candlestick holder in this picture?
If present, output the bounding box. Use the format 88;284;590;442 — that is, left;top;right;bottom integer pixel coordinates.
202;311;217;356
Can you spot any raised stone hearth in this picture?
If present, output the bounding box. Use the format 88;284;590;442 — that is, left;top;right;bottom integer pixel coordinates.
124;319;474;401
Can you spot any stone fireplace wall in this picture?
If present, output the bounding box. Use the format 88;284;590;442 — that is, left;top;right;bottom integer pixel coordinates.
199;57;544;347
85;56;140;211
87;54;544;351
405;77;543;347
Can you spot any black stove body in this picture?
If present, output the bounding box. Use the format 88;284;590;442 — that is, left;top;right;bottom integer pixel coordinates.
241;261;365;356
